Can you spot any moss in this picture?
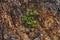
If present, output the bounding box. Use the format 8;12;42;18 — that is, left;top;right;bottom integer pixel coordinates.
26;9;39;16
22;9;39;29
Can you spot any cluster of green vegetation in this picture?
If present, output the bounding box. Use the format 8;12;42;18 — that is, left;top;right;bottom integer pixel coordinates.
21;9;39;30
26;9;39;16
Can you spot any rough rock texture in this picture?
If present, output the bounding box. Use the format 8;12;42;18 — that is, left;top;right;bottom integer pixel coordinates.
0;0;60;40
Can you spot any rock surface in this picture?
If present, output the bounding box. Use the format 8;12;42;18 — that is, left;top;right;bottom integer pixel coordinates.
0;0;60;40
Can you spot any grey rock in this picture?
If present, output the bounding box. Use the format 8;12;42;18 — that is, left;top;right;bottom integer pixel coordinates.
34;37;40;40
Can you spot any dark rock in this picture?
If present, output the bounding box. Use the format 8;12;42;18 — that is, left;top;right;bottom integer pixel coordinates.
34;31;40;39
